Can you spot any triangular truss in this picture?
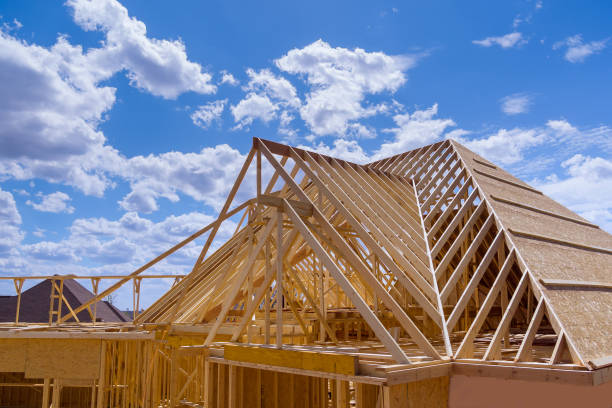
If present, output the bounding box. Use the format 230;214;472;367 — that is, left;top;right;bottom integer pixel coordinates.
137;137;612;370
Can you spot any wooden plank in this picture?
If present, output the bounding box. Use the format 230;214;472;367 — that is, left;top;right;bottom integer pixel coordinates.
276;209;284;349
539;278;612;290
446;230;505;331
224;344;358;375
455;250;516;358
515;298;546;362
483;272;529;360
440;213;495;300
490;195;599;228
509;228;612;255
472;168;543;194
281;198;411;363
204;216;276;346
25;339;101;380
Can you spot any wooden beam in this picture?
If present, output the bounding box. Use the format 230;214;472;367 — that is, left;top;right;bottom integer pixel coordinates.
283;199;411;363
515;298;546;362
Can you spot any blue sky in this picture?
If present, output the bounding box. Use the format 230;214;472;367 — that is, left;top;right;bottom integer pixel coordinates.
0;0;611;308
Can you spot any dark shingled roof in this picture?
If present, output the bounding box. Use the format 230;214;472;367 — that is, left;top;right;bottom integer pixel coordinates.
0;278;130;323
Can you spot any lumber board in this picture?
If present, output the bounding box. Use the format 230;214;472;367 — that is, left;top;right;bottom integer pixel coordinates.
224;344;359;375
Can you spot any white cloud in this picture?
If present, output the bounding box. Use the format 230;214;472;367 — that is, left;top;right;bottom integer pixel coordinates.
0;0;216;197
454;127;548;165
275;39;416;137
231;93;278;128
298;104;458;163
230;68;301;130
538;155;612;232
500;93;532;115
473;32;526;49
67;0;215;99
299;139;370;164
219;70;239;86
245;68;300;109
546;119;577;135
119;144;248;213
553;34;607;63
375;104;457;159
191;99;226;129
0;187;23;256
26;191;75;214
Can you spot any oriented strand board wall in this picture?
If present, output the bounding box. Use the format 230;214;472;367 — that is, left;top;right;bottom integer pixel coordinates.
24;339;101;380
407;376;449;408
0;339;27;372
449;374;612;408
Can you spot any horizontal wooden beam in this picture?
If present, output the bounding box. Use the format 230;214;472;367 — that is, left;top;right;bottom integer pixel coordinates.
257;194;313;217
539;278;612;291
509;229;612;255
473;169;542;195
224;344;359;375
491;195;599;228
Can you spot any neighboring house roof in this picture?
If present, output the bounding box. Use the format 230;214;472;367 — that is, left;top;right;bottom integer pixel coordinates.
0;278;130;323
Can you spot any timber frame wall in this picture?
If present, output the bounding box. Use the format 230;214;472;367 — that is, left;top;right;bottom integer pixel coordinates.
1;138;611;407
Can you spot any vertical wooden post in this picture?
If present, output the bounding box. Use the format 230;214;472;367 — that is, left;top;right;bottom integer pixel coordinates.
91;278;100;325
276;209;283;349
501;281;509;348
13;278;24;324
51;379;61;408
228;365;238;408
42;378;50;408
265;240;271;345
383;384;408;408
319;260;326;342
335;380;349;408
97;342;107;408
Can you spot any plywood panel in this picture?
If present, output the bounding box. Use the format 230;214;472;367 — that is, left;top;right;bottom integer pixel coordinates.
224;344;358;375
0;339;26;372
25;339;101;380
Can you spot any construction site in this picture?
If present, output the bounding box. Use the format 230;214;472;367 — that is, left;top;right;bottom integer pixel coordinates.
0;137;611;407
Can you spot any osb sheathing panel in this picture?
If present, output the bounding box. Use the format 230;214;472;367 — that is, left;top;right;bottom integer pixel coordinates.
545;289;612;363
513;237;612;362
513;237;612;283
407;376;449;408
24;339;101;380
0;339;26;372
475;176;585;223
495;201;612;250
452;142;535;191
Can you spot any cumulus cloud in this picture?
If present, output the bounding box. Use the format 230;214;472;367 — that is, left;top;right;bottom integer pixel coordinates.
191;99;226;129
0;0;216;197
299;139;370;164
275;39;416;137
231;93;278;128
219;70;239;86
500;93;532;115
0;187;23;256
26;191;75;214
454;127;547;165
553;34;607;63
244;68;301;109
473;32;526;49
67;0;215;98
230;68;301;130
538;155;612;231
119;144;248;213
298;104;459;163
375;104;457;159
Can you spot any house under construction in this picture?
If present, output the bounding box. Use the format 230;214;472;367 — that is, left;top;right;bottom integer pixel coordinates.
1;138;611;407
